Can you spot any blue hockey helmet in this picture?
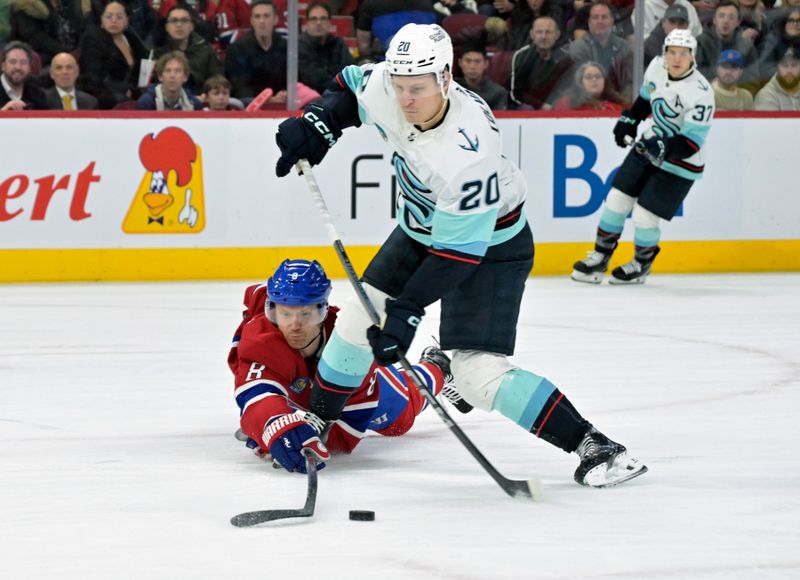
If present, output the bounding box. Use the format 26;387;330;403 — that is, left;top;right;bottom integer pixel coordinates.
266;259;331;324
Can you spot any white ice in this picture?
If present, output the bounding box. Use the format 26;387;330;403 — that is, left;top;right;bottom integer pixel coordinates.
1;274;799;580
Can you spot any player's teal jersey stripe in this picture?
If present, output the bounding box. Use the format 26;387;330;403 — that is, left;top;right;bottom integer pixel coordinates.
431;209;497;257
681;120;710;148
399;209;526;251
341;65;369;124
640;84;652;100
318;330;374;388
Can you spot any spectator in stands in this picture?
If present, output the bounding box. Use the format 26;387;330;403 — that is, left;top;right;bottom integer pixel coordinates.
565;0;591;41
738;0;769;50
298;1;354;94
640;0;702;38
455;43;508;108
44;51;98;109
644;3;690;68
201;74;243;110
510;15;572;109
154;0;216;45
696;1;760;85
225;0;287;101
434;0;479;23
157;0;251;49
758;7;800;86
78;0;148;109
0;40;47;109
90;0;157;48
552;60;627;111
154;5;222;94
755;46;800;109
355;0;436;61
568;1;633;99
137;50;200;109
9;0;90;64
506;0;565;50
712;49;755;110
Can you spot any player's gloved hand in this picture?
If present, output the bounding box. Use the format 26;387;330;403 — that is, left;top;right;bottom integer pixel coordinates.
262;412;331;473
367;298;425;366
275;105;340;177
637;136;666;163
613;111;639;148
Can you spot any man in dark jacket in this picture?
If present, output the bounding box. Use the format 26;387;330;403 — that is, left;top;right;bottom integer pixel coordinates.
455;44;509;110
44;51;98;109
696;0;759;84
225;0;286;100
0;40;47;109
298;1;354;94
10;0;88;64
511;15;573;109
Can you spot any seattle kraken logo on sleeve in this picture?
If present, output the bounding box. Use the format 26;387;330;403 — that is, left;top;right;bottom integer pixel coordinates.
650;98;681;139
392;153;434;233
458;128;479;152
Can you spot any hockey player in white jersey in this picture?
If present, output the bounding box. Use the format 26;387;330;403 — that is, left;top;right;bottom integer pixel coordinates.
572;28;714;285
274;23;646;487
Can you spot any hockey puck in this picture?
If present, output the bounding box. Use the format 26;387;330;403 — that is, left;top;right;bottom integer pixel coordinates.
348;510;375;521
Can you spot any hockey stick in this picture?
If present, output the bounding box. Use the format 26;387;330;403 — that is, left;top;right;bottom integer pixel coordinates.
297;159;542;500
230;453;318;527
624;135;663;167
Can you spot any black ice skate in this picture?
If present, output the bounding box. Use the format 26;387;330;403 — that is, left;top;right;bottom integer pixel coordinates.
420;346;473;414
574;427;647;487
609;247;661;285
571;250;613;284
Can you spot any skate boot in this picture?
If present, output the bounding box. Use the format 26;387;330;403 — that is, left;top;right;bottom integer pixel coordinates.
420;346;473;414
609;247;661;285
571;249;613;284
574;427;647;487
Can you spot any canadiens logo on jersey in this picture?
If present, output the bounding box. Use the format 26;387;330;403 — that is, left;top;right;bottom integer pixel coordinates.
289;376;312;394
122;127;206;234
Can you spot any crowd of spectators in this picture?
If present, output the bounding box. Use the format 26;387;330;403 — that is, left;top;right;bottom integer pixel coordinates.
2;0;799;112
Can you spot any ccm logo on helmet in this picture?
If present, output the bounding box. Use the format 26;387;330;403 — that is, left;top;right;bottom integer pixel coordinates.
303;111;336;148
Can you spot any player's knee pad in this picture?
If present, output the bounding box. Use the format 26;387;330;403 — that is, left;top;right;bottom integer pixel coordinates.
450;350;517;412
333;283;391;347
605;188;637;215
632;203;661;230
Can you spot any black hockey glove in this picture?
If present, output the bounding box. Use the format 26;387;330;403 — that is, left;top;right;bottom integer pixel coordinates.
275;105;341;177
613;112;639;148
367;298;425;366
636;136;666;165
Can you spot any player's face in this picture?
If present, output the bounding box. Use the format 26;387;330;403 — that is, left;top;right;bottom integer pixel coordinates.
390;73;446;124
664;46;693;76
274;304;324;349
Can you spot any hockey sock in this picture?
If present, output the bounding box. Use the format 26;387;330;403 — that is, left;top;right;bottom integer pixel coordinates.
596;205;626;253
311;329;374;421
633;227;660;263
530;390;590;453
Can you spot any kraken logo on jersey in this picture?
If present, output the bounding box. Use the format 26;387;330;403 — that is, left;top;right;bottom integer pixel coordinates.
392;153;435;233
650;98;681;139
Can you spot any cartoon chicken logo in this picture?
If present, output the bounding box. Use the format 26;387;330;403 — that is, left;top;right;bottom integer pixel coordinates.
122;127;205;233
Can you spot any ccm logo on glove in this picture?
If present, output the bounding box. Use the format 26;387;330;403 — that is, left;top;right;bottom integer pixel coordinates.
303;111;336;148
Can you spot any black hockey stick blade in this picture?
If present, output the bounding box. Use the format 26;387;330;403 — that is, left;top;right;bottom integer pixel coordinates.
230;455;318;527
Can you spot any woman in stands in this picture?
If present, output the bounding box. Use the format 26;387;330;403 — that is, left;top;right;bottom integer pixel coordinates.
552;61;627;111
78;0;148;109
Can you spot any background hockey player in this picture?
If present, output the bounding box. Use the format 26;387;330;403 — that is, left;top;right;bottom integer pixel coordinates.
228;259;453;473
572;29;714;285
272;24;647;487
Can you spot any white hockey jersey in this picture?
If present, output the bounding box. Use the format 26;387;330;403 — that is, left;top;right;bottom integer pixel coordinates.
640;57;714;181
340;62;527;259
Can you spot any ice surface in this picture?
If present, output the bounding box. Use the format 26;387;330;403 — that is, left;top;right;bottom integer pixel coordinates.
1;275;799;579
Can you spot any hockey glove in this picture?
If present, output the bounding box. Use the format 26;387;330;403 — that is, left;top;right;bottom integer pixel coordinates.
263;412;331;473
613;112;639;148
275;105;341;177
636;136;666;165
367;298;425;366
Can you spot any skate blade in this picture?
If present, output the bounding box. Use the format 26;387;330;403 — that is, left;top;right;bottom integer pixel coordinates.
583;453;648;487
608;275;648;285
570;270;604;284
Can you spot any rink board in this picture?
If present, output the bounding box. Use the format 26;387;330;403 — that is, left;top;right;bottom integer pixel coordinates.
0;114;798;281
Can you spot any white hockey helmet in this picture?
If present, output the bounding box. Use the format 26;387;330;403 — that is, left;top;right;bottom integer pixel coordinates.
384;23;454;98
663;28;697;58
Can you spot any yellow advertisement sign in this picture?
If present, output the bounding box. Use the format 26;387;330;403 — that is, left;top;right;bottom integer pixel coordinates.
123;127;205;234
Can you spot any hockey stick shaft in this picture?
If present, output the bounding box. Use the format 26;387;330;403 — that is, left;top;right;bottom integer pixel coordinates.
297;160;540;500
624;135;662;167
230;454;318;526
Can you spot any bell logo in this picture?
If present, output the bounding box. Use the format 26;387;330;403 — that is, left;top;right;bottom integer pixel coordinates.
122;127;206;233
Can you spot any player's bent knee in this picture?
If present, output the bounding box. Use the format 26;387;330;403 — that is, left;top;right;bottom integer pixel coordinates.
632;203;661;229
450;350;516;411
334;283;391;347
605;188;637;215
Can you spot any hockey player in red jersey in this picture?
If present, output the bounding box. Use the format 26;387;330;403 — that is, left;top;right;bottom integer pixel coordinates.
228;259;451;472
